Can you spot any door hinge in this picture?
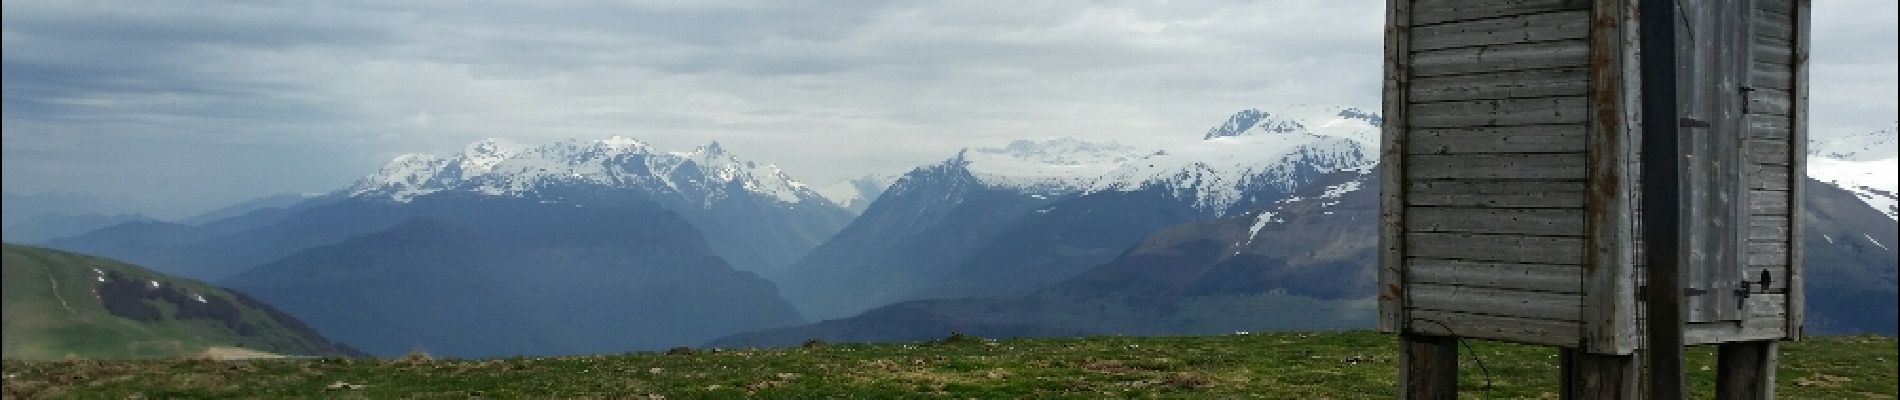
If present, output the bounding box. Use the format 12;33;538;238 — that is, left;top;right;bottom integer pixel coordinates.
1741;86;1757;114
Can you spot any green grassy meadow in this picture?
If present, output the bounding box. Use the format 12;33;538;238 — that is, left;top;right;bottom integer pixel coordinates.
4;331;1893;399
2;244;352;360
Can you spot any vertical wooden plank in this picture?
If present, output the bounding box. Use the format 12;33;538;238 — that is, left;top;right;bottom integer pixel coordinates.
1402;334;1459;400
1378;0;1412;335
1561;349;1642;399
1678;0;1712;324
1716;341;1779;399
1583;0;1642;356
1638;0;1687;397
1717;0;1755;323
1785;0;1810;341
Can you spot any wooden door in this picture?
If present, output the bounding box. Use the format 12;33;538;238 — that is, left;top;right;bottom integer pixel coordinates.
1676;0;1754;323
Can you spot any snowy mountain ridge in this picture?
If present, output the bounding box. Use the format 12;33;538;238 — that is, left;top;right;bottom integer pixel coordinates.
1087;131;1370;214
346;136;831;208
1196;105;1382;151
1086;106;1378;214
962;138;1153;195
1808;123;1898;220
1810;122;1898;161
877;106;1379;216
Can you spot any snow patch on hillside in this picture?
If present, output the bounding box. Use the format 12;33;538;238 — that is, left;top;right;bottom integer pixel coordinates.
1809;156;1898;220
1811;122;1897;161
961;138;1151;194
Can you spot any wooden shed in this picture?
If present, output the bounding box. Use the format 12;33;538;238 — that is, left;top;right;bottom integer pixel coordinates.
1378;0;1808;397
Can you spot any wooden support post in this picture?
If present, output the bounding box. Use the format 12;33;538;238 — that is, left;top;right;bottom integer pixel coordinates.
1560;349;1641;399
1716;340;1779;400
1638;0;1686;397
1401;334;1459;400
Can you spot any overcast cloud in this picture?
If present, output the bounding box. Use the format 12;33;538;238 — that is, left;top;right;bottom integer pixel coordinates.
3;1;1894;218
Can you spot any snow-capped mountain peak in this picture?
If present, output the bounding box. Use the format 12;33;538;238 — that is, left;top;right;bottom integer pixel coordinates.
1204;109;1306;139
345;136;831;209
1089;106;1377;215
1202;105;1381;151
346;154;449;202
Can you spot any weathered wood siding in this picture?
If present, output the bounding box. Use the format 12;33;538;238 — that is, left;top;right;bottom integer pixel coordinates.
1631;0;1803;345
1384;0;1804;350
1387;0;1596;348
1691;0;1801;344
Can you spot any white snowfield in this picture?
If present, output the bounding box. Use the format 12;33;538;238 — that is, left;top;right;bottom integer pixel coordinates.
962;138;1151;195
1809;123;1897;162
888;105;1380;215
1807;156;1898;220
1807;123;1899;221
346;136;830;208
1090;105;1376;214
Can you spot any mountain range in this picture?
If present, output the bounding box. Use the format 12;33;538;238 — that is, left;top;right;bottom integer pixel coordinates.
778;107;1378;320
721;114;1895;344
342;137;854;276
21;108;1894;358
38;138;844;356
715;167;1382;347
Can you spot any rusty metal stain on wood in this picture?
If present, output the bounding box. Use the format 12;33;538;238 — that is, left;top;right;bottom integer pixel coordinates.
1582;0;1642;355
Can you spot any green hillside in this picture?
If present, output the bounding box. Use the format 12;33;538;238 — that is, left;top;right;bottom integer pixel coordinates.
2;244;359;360
4;331;1892;398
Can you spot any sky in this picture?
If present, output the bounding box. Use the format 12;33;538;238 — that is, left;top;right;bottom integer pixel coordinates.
3;1;1895;219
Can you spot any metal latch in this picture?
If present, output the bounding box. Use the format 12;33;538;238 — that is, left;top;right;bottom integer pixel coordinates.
1734;269;1775;309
